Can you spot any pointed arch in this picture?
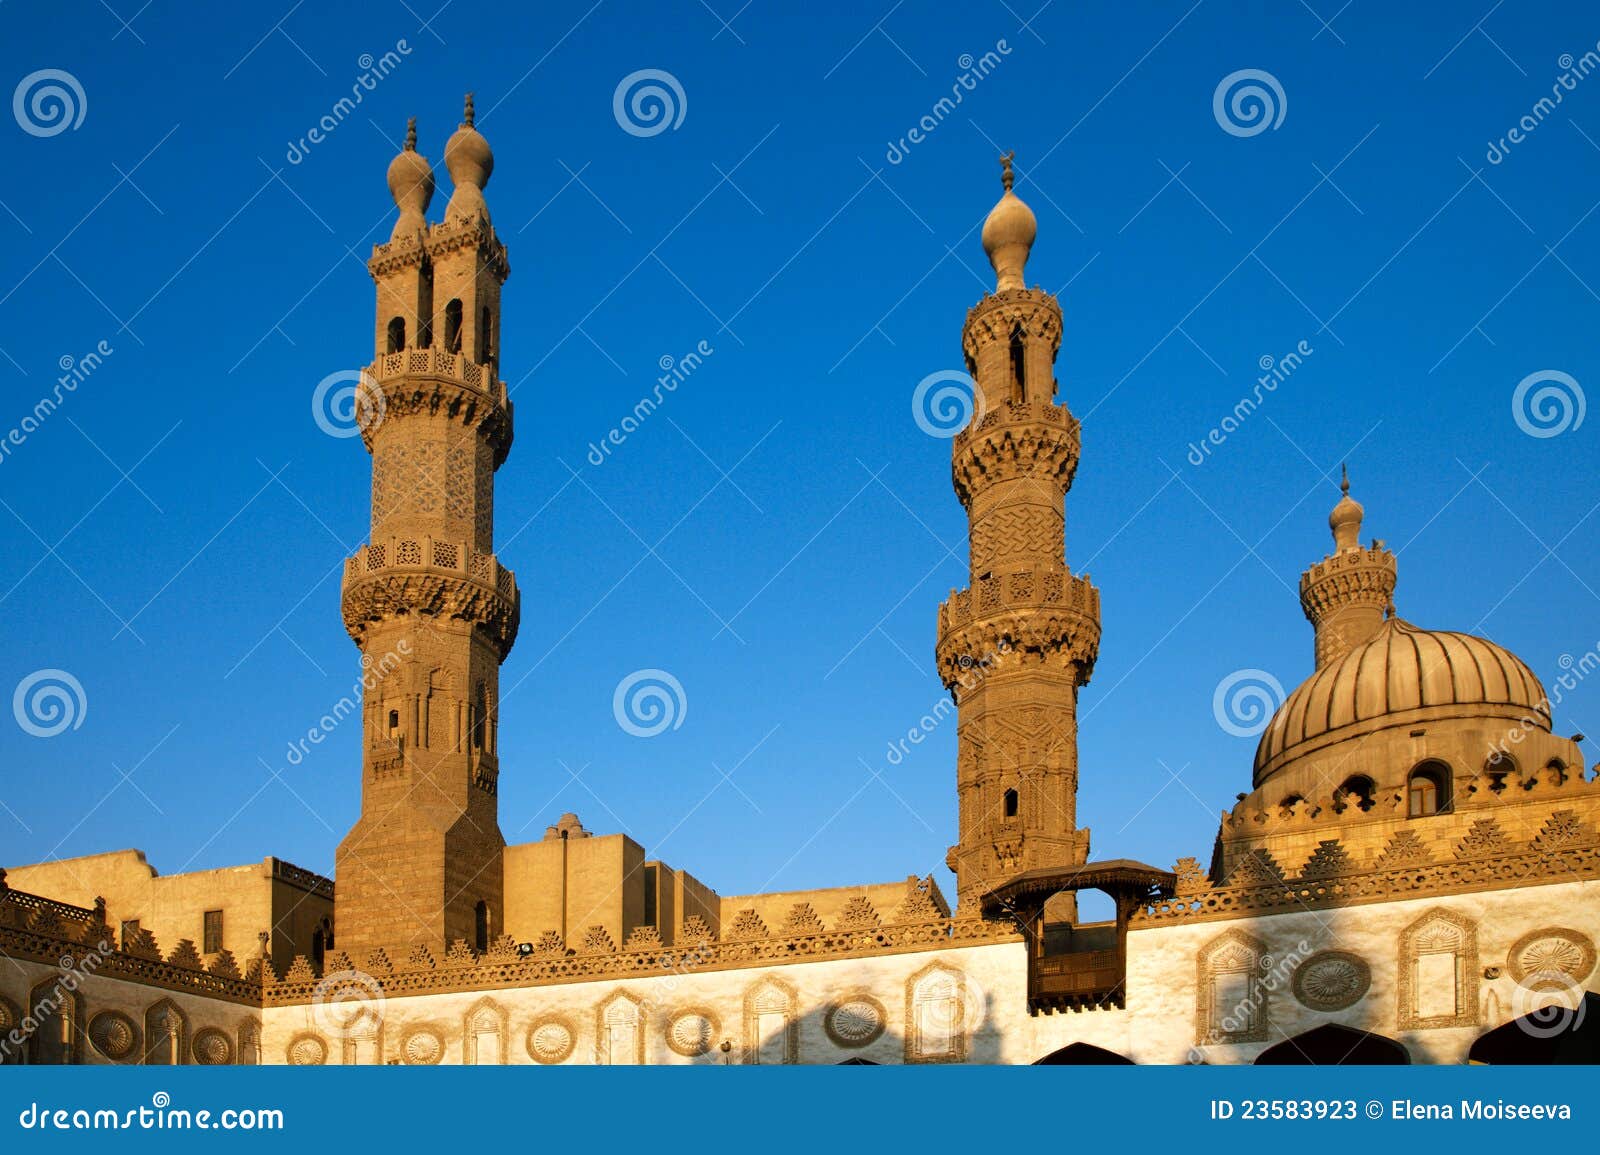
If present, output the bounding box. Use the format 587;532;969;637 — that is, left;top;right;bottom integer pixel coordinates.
0;993;23;1064
1195;929;1269;1045
27;976;83;1065
1469;993;1600;1064
743;977;798;1064
462;996;507;1065
905;961;971;1063
142;998;186;1066
1034;1041;1135;1065
596;991;647;1065
1398;907;1478;1030
1256;1024;1409;1065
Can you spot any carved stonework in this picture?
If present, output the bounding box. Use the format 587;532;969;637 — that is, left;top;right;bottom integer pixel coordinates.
1195;930;1269;1045
192;1028;233;1066
1292;951;1371;1011
726;909;768;941
1299;840;1353;879
1397;908;1478;1031
1455;818;1512;859
527;1017;577;1064
743;978;798;1065
1532;810;1594;851
678;916;714;947
781;903;824;936
88;1011;139;1062
1225;849;1285;888
1506;928;1597;985
825;993;887;1048
1174;857;1209;894
286;1033;327;1065
1374;829;1433;870
665;1008;719;1057
401;1027;445;1065
904;962;971;1063
463;997;508;1065
579;925;615;955
624;925;663;952
595;993;646;1065
835;896;880;930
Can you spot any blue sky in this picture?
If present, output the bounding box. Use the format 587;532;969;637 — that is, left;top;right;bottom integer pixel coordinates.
1;1;1596;910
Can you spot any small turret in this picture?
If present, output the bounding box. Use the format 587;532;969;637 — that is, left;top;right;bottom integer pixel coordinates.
1299;466;1398;667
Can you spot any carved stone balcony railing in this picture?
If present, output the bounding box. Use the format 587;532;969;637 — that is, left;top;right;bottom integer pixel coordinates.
950;397;1079;456
936;564;1101;686
269;858;334;900
938;563;1098;634
368;347;508;406
341;536;520;657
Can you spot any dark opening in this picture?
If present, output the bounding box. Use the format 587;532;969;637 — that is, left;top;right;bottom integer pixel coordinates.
471;683;487;751
385;316;406;354
1008;326;1026;404
478;305;492;366
642;864;658;927
444;299;463;354
1334;774;1376;813
1003;788;1019;818
474;900;490;953
1468;993;1600;1064
1034;1042;1135;1065
1255;1024;1409;1065
202;909;223;954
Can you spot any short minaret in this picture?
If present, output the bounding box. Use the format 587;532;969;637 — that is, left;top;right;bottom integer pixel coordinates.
1299;467;1397;667
336;104;519;961
935;154;1101;910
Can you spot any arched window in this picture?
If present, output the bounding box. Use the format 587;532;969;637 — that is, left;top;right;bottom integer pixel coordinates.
387;709;400;739
1484;752;1516;793
443;299;463;354
1008;326;1026;404
478;306;492;365
471;682;487;751
1003;788;1019;818
385;316;406;354
1334;775;1375;813
474;900;490;953
1278;793;1304;819
1407;761;1452;817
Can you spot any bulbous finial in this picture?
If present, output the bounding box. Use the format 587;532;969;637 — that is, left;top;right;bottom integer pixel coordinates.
1329;463;1365;552
981;149;1036;293
445;92;493;222
386;116;433;240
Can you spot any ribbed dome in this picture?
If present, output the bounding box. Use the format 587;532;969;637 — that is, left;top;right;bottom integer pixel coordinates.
1254;617;1549;782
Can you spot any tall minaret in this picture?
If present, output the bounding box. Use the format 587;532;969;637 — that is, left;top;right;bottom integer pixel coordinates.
935;155;1101;910
1298;467;1396;667
335;99;519;961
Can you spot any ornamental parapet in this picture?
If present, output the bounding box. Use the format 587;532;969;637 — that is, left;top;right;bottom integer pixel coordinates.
261;915;1019;1005
1298;547;1397;612
961;288;1063;361
936;565;1100;687
951;401;1080;507
361;349;513;464
341;537;520;657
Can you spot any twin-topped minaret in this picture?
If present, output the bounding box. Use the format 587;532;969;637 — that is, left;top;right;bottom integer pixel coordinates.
936;156;1101;909
336;98;520;962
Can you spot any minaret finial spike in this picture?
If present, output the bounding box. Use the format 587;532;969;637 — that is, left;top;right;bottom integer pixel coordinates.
999;150;1015;192
1340;462;1349;496
463;92;475;128
404;117;417;151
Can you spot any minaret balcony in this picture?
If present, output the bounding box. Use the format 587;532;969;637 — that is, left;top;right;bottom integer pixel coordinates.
340;536;520;658
367;347;508;406
936;564;1100;686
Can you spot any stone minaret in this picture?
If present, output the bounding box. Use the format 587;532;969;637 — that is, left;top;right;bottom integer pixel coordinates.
1299;467;1396;667
935;155;1101;910
335;99;520;961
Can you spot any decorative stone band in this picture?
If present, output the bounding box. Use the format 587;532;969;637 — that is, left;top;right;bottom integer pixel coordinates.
367;233;427;277
951;411;1081;509
368;215;510;281
341;535;518;651
361;352;514;465
0;918;261;1008
936;566;1100;688
268;858;334;900
1137;840;1600;928
961;288;1063;363
260;917;1019;1006
1298;548;1397;615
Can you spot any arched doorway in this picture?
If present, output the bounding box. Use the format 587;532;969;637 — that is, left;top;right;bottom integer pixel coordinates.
1255;1024;1409;1065
1034;1042;1134;1065
1469;993;1600;1064
838;1057;879;1065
